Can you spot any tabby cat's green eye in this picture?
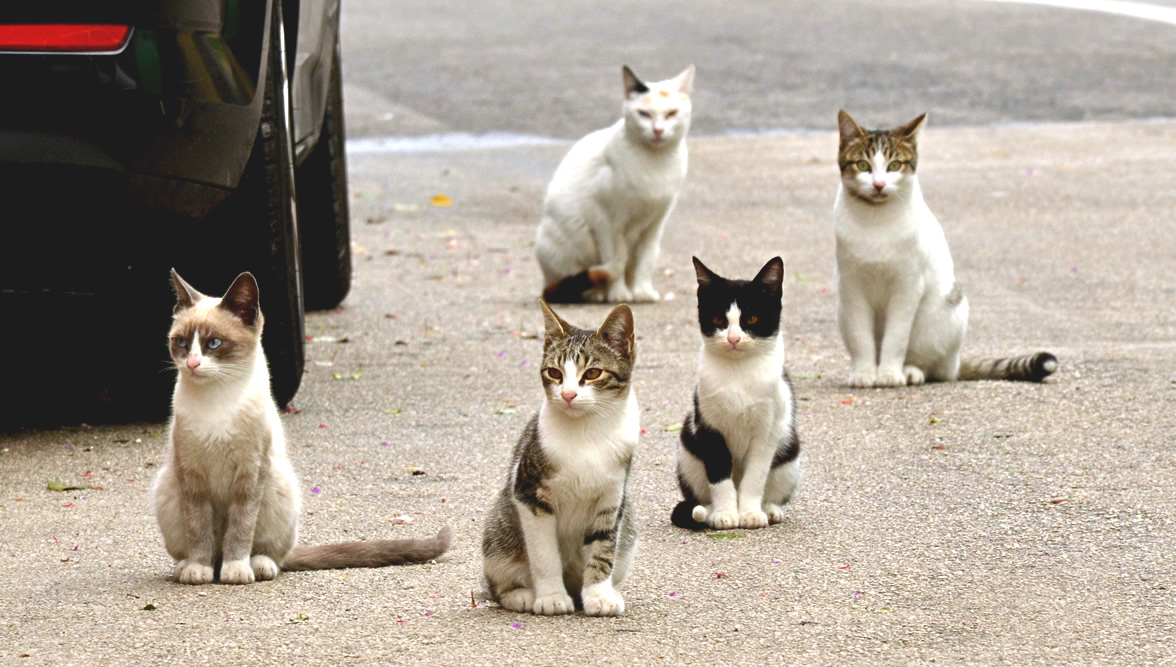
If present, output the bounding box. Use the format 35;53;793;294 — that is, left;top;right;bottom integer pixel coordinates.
582;368;603;381
855;160;871;171
545;368;563;382
888;160;904;171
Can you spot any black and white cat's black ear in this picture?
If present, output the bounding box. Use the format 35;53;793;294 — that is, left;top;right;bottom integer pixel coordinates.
169;268;204;315
539;299;573;339
896;112;928;143
597;304;636;360
622;65;649;98
692;256;719;288
674;64;695;94
219;272;261;328
753;256;785;294
837;109;866;143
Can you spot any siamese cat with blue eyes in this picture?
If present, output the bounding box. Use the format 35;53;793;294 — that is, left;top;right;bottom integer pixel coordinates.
834;110;1057;387
152;270;450;585
536;64;694;303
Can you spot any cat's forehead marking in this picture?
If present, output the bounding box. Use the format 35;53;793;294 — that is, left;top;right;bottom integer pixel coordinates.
658;89;670;98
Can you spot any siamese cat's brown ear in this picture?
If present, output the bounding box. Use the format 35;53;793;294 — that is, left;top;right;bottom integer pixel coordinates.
219;272;261;328
170;269;204;315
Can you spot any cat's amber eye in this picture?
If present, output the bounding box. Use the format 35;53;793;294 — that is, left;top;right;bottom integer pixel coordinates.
544;368;563;382
713;316;727;327
888;160;904;171
174;337;188;349
582;368;603;381
855;160;871;171
665;110;678;119
745;316;759;325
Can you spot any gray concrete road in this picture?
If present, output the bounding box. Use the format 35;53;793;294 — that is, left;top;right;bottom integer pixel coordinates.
4;1;1176;664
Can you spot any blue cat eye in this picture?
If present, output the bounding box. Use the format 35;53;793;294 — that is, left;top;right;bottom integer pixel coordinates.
175;338;188;349
207;338;222;350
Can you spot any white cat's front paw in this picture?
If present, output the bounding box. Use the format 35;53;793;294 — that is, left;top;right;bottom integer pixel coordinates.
532;591;575;616
764;504;787;525
605;282;633;303
498;588;535;613
177;561;215;585
630;284;660;303
904;365;926;385
847;368;876;388
706;509;740;530
739;510;769;529
874;367;907;387
219;559;255;585
251;555;279;581
581;584;625;617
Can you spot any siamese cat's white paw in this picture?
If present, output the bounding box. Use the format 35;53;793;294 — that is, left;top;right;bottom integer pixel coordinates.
706;509;740;530
177;561;215;585
532;591;575;616
251;555;279;581
874;367;907;387
630;284;660;303
582;583;625;617
219;559;255;585
847;368;876;388
498;588;535;613
739;509;769;529
903;365;926;385
764;504;787;525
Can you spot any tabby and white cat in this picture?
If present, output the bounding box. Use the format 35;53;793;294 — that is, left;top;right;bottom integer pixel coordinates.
482;301;639;616
152;270;451;585
672;257;801;531
535;64;694;303
834;110;1057;387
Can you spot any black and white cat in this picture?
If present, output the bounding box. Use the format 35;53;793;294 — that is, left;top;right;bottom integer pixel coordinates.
672;257;801;531
535;64;694;303
482;301;639;616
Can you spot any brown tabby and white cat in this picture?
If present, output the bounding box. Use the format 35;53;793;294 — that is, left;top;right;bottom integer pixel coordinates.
152;270;450;585
482;301;639;616
834;110;1057;387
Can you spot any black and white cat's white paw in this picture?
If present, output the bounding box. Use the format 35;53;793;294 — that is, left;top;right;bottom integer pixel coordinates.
532;591;576;616
739;509;769;529
847;367;877;388
175;560;215;585
219;558;256;585
693;505;739;530
874;367;907;387
582;582;625;617
903;365;926;385
251;555;279;581
498;588;536;613
764;504;787;525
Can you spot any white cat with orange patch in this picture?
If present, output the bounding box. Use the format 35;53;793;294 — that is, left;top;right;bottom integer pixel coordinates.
536;64;694;303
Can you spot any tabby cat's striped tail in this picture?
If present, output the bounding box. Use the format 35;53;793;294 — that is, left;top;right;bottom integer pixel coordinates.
958;352;1058;382
542;268;611;303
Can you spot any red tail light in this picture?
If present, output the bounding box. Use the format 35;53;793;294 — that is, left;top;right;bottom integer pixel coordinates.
0;24;132;53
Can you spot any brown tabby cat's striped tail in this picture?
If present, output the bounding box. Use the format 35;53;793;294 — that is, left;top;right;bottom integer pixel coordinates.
959;352;1058;382
281;525;452;571
542;267;611;303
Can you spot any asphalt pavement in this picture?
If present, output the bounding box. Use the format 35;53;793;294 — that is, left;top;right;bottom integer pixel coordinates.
3;1;1176;664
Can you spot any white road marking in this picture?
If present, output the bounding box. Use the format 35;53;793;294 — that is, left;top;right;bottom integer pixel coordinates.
972;0;1176;25
347;132;559;154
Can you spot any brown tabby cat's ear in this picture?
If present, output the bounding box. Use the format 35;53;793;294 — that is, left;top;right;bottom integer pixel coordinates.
692;256;719;288
219;272;261;328
895;112;927;142
675;64;696;94
596;304;635;361
622;65;649;97
170;268;204;314
837;109;866;144
539;299;573;339
753;256;785;294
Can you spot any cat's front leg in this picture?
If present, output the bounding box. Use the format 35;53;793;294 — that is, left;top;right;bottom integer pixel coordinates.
627;217;668;303
515;501;574;615
735;446;774;529
838;285;878;387
219;461;270;585
580;500;627;617
176;468;216;585
876;283;923;387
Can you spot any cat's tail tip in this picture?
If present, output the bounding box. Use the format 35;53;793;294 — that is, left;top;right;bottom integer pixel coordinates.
542;268;611;303
959;351;1058;382
670;501;708;531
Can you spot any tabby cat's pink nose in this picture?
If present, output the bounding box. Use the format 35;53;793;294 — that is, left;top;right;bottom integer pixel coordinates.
873;181;885;192
561;390;577;404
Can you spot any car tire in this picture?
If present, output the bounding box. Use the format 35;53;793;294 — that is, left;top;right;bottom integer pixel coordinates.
296;39;352;311
196;0;305;407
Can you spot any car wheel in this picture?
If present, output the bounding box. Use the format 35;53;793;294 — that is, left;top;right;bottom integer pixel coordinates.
194;0;305;407
296;38;352;311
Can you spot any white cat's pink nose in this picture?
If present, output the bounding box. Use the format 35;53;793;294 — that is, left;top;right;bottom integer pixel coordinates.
561;389;577;404
186;355;201;370
653;126;664;137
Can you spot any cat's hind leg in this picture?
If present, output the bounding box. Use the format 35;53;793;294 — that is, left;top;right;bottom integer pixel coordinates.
483;555;535;612
678;422;739;530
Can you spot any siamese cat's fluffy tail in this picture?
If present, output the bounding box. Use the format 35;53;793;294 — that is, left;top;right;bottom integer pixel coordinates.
542;268;611;303
281;525;452;571
959;352;1058;382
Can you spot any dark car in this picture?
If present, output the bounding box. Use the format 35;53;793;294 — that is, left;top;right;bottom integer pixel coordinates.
0;0;351;418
